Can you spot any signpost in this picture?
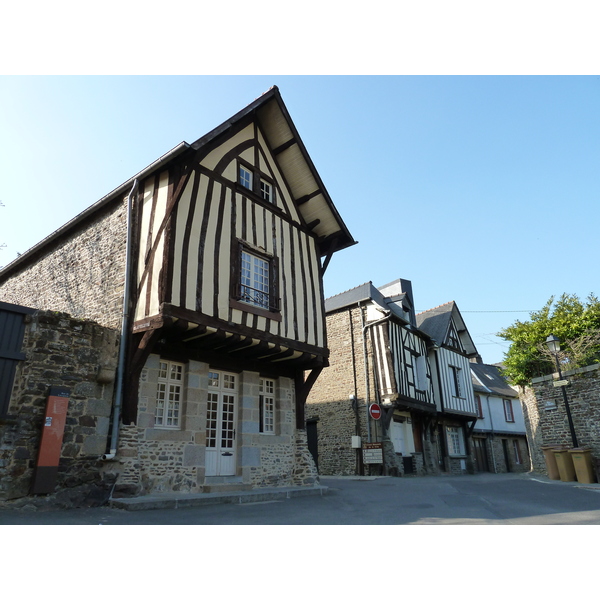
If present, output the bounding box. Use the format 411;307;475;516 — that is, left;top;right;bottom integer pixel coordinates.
362;442;383;464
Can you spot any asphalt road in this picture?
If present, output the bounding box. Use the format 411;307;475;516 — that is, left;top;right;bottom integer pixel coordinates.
2;472;600;525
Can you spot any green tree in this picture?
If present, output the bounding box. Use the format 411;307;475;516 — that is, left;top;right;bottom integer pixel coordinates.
498;293;600;386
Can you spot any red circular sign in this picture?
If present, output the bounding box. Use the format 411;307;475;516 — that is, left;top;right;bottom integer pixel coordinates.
369;403;382;420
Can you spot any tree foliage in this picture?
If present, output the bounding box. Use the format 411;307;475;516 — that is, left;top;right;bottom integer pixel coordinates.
498;293;600;386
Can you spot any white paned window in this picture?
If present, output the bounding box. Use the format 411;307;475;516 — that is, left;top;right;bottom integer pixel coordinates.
240;250;270;309
259;378;275;434
239;165;253;190
260;179;274;203
155;360;184;428
447;426;465;456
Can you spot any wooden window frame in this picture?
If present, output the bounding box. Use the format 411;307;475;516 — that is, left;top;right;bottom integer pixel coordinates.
230;239;282;321
237;158;277;206
503;398;514;423
155;360;184;429
239;163;253;191
512;439;522;464
259;377;276;434
446;426;466;456
414;353;428;392
475;394;484;419
450;365;462;398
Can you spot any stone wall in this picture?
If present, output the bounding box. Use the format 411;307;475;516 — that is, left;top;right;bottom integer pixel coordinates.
0;310;118;503
0;197;127;330
519;364;600;475
306;306;374;475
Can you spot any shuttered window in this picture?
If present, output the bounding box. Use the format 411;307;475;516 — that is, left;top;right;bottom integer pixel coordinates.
0;302;34;417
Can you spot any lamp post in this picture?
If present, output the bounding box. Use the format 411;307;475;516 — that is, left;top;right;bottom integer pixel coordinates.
545;334;579;448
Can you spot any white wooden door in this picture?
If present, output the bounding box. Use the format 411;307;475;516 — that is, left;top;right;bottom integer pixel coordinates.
205;370;237;476
390;420;405;455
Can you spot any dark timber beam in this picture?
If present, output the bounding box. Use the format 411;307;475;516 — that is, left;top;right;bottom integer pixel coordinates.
296;190;321;206
273;138;297;155
295;367;323;429
122;328;163;424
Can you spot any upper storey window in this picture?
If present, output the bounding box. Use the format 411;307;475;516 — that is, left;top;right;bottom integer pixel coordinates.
240;250;270;310
239;165;253;190
260;179;274;203
237;159;276;205
230;241;281;320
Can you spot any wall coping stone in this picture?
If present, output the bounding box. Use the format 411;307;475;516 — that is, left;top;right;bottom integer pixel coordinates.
531;363;600;384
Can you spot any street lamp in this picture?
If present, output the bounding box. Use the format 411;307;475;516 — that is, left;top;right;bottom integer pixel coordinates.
545;334;579;448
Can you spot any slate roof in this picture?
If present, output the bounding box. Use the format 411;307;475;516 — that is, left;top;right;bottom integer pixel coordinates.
324;282;414;325
470;362;518;398
416;301;478;355
416;302;455;344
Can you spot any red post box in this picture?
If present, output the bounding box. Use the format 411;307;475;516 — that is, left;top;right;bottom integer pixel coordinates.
30;386;70;494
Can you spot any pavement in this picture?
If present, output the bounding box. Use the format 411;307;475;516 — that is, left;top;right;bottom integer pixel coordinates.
108;483;330;511
108;471;600;511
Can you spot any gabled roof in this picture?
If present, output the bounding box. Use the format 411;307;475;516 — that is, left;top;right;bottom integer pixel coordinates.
416;301;478;356
190;86;356;257
470;362;518;398
0;86;355;278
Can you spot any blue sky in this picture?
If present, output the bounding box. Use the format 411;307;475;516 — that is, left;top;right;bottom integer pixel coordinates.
1;76;598;365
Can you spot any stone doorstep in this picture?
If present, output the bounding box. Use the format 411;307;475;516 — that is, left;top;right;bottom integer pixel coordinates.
109;485;329;511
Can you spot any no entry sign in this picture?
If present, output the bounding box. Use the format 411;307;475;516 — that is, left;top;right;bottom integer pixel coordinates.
369;403;382;420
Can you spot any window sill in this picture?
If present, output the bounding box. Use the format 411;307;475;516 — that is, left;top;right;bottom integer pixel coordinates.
235;183;283;213
229;298;282;322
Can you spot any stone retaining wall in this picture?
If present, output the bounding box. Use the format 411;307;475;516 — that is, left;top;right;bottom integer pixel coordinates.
519;364;600;475
0;310;118;503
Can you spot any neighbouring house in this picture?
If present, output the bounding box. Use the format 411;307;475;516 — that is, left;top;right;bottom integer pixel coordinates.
416;301;480;474
469;359;530;474
306;280;437;477
0;86;355;500
306;280;480;477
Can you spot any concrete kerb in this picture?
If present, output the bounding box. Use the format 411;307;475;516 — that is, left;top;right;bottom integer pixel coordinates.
109;485;329;511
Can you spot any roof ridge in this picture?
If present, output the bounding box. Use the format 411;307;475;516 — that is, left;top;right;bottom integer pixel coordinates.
416;300;455;316
326;281;372;301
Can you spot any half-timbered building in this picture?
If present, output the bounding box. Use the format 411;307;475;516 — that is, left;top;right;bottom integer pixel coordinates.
305;279;440;477
416;301;479;474
0;86;355;497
